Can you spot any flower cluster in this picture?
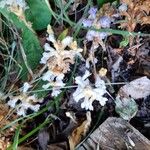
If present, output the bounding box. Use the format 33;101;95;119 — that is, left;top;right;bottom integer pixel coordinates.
41;70;65;97
7;82;40;116
7;95;40;116
73;70;108;110
82;7;112;42
0;0;28;10
40;25;83;96
5;25;84;116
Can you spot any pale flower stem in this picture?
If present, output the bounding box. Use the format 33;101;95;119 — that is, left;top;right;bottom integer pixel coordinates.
83;40;87;56
99;39;106;51
91;43;97;80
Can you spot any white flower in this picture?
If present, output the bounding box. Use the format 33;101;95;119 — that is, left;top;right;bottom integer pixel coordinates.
99;32;108;39
42;70;53;81
44;43;55;52
55;76;65;87
42;70;65;96
82;19;93;27
61;36;73;48
86;30;97;41
81;96;93;110
42;76;65;89
88;7;97;19
75;70;91;88
73;71;108;110
16;0;27;9
51;88;62;97
40;44;56;64
7;98;18;108
40;52;51;64
17;103;40;116
17;107;26;116
0;0;28;10
118;3;128;12
21;82;32;93
41;38;82;74
7;94;41;116
99;16;111;28
41;25;83;98
86;30;102;41
42;70;64;82
47;34;56;43
46;25;56;42
86;30;108;42
29;104;40;112
95;75;106;88
41;25;83;74
42;70;55;81
43;84;63;97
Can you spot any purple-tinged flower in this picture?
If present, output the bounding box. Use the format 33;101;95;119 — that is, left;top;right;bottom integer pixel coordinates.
82;19;93;27
118;3;128;12
99;32;108;40
86;30;108;42
86;30;96;41
99;16;111;28
88;7;97;19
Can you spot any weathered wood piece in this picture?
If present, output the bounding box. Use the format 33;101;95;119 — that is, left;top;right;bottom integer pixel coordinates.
78;117;150;150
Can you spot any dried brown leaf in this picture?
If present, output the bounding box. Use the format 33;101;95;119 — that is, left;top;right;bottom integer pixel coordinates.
119;76;150;99
120;0;150;33
69;112;91;150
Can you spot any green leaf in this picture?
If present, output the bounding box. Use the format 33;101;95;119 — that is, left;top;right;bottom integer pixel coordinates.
12;125;21;150
18;117;51;144
7;124;22;150
120;36;129;48
115;96;138;121
58;28;69;41
20;27;43;80
25;0;52;30
0;8;43;80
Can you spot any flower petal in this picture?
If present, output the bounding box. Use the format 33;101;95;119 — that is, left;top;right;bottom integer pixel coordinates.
61;36;73;48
